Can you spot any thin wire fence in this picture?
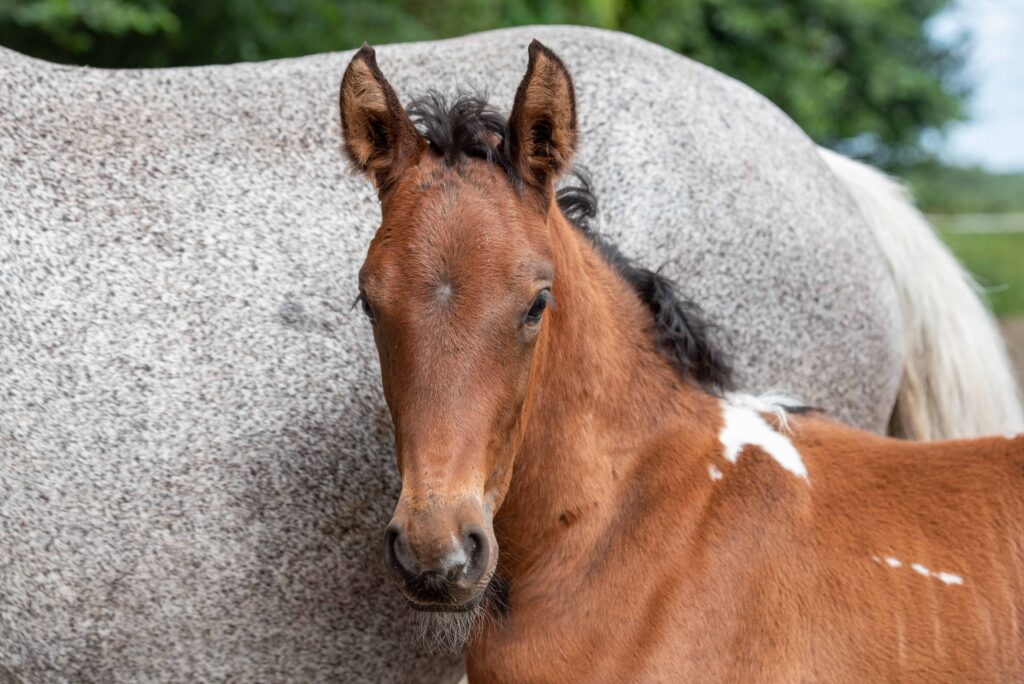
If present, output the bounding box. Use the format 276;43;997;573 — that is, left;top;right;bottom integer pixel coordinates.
928;213;1024;234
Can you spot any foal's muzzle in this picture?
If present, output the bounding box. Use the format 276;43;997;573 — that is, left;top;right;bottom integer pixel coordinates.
385;522;491;610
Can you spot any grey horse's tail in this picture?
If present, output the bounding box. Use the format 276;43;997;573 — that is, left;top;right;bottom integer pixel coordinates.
819;147;1024;440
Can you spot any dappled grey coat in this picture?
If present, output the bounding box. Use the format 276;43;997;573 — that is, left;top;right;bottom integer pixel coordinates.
0;25;906;683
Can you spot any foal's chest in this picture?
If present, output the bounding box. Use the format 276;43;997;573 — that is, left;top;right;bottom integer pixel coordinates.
467;558;817;683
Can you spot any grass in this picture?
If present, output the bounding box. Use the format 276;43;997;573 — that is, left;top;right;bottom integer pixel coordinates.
932;215;1024;319
893;163;1024;319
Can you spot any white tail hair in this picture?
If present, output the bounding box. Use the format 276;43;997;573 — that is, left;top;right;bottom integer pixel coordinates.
819;147;1023;440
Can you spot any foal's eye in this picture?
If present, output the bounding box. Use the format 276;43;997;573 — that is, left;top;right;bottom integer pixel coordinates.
526;289;552;324
355;292;376;324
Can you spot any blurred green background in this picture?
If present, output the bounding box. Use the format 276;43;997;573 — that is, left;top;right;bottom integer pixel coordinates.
1;0;1020;320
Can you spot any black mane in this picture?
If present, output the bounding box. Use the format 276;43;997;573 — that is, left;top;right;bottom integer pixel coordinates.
406;92;734;394
556;171;734;393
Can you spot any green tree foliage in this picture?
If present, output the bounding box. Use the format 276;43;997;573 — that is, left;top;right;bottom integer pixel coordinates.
616;0;967;167
0;0;965;166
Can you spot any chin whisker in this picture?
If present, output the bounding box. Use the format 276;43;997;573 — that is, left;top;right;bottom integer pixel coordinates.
410;573;510;654
411;601;485;654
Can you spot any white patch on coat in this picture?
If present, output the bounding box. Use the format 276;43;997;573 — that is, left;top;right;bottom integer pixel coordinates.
435;281;455;304
709;464;723;481
719;397;809;481
933;571;964;585
872;554;964;585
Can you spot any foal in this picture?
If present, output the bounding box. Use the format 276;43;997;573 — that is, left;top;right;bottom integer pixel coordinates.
340;41;1024;682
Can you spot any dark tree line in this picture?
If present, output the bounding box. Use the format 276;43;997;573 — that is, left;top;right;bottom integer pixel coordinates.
0;0;967;167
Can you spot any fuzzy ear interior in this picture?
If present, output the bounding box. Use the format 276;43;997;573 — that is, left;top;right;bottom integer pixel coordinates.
508;40;578;199
339;44;423;192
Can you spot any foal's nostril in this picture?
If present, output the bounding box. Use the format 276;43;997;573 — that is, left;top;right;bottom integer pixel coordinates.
462;526;490;581
385;524;420;579
466;530;482;562
384;525;400;574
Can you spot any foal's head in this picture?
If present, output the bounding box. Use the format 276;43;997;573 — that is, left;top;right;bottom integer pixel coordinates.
341;41;577;613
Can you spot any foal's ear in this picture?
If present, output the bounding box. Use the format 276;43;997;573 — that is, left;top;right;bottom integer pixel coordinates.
339;44;424;192
509;40;578;198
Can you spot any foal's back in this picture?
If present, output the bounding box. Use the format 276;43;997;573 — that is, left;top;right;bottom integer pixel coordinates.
683;419;1024;682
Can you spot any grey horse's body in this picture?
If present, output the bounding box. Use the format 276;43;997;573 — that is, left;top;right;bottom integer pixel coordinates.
3;25;1013;683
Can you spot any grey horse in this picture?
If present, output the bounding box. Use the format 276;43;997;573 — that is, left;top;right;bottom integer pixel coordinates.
1;25;1019;684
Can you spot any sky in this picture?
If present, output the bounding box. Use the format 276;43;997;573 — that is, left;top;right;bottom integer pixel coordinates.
931;0;1024;172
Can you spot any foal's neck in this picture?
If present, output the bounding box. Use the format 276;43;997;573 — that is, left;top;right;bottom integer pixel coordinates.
495;205;720;575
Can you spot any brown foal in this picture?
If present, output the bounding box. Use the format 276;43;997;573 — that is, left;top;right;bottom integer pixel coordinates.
340;41;1024;682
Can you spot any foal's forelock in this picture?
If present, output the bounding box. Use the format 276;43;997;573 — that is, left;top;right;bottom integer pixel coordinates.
407;92;521;187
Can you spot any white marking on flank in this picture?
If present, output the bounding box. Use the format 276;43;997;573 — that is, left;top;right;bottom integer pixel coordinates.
873;554;964;585
933;572;965;585
719;399;808;481
709;464;723;481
